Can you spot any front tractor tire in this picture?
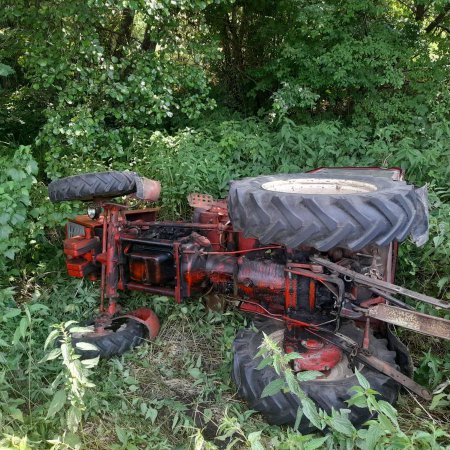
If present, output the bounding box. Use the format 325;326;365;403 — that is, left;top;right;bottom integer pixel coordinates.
48;171;138;203
232;320;399;432
70;318;147;360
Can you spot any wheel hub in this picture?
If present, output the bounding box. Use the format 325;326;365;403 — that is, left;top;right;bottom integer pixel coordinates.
285;334;343;373
261;178;377;194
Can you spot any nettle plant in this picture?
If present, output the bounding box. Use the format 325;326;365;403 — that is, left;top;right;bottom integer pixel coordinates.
43;322;100;434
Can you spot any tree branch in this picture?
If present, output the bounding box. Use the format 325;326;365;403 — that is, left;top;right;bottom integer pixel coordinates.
114;8;134;58
426;4;450;33
415;3;427;21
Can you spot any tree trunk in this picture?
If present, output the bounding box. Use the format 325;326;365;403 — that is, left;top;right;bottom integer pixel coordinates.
114;8;134;58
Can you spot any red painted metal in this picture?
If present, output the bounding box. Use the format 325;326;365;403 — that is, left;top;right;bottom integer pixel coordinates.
174;242;182;303
124;208;159;223
285;340;343;372
100;209;108;312
66;258;97;277
135;178;161;202
64;236;100;257
309;279;315;312
237;235;259;251
194;245;283;256
285;275;296;310
124;281;175;297
57;169;447;398
124;307;160;339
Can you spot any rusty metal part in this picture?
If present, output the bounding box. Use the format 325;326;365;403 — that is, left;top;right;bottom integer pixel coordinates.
308;328;432;400
238;258;286;304
362;317;370;349
366;303;450;340
124;281;175;297
368;287;414;310
201;245;283;255
187;193;227;211
121;307;160;339
288;262;324;273
312;257;450;310
286;267;344;301
285;338;343;372
286;267;345;330
134;178;161;202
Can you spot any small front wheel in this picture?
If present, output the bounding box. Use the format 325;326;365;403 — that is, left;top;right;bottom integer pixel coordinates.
70;318;147;359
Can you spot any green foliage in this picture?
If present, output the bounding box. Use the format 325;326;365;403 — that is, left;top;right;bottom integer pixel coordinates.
0;147;76;300
0;146;37;267
1;0;450;446
4;0;221;179
43;322;100;433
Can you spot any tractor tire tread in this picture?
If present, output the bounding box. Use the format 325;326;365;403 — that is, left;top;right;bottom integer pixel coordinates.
229;174;426;251
48;171;138;202
70;319;146;360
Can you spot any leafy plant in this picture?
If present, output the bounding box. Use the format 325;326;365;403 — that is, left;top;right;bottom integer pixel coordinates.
43;322;99;433
251;331;450;449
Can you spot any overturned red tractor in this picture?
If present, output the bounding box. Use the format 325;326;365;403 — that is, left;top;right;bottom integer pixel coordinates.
48;167;450;431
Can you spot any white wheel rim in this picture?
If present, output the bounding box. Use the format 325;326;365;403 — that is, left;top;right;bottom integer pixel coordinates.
261;178;377;195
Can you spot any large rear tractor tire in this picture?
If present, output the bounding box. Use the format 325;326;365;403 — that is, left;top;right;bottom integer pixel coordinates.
228;173;427;251
232;320;399;432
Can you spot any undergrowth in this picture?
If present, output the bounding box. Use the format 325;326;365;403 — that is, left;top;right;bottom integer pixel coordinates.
1;272;449;448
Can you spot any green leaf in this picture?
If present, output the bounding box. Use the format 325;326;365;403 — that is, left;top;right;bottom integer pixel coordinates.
67;405;82;432
261;378;285;398
19;317;29;338
145;406;158;424
329;414;354;437
47;389;67;418
377;400;398;425
365;423;386;450
256;356;273;370
69;326;95;333
296;370;322;382
346;391;367;408
355;369;371;390
75;342;99;351
284;351;303;362
115;425;128;445
8;407;24;423
0;63;15;77
44;329;60;350
294;405;303;430
247;431;264;450
81;356;100;368
41;347;62;362
188;367;201;378
305;436;329;450
301;397;322;430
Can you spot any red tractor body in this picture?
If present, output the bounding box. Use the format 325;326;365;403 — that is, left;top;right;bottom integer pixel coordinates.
49;167;449;430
